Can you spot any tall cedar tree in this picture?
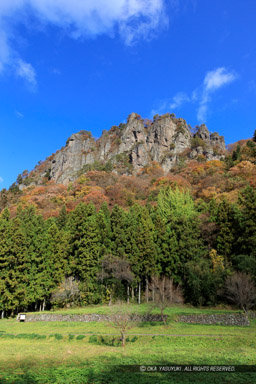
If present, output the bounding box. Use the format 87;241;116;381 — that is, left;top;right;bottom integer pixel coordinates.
97;207;112;258
68;203;101;303
125;205;144;284
136;206;158;278
0;209;12;316
110;205;128;259
57;205;68;229
44;222;71;287
157;187;206;282
233;187;256;279
215;200;237;263
17;206;48;311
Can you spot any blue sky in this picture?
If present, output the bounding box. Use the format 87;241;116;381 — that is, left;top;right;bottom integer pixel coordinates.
0;0;256;189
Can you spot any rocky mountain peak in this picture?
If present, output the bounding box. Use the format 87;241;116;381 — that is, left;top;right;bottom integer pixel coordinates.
195;124;210;142
30;113;226;185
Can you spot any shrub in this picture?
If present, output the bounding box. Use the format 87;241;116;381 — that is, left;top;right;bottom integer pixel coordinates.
16;333;46;340
54;334;63;340
76;335;85;340
89;335;98;343
246;140;255;148
197;154;206;163
176;126;185;135
115;138;122;145
68;334;75;341
191;137;206;149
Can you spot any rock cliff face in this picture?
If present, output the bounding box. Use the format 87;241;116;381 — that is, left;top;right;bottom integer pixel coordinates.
44;113;226;185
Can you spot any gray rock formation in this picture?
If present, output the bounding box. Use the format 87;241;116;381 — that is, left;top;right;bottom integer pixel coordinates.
190;124;226;161
50;131;97;184
37;113;225;185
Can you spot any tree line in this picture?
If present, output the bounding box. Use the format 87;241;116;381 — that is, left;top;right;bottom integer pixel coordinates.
0;186;255;317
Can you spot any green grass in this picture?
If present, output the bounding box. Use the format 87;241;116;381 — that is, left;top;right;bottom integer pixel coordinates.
26;302;241;316
0;304;255;384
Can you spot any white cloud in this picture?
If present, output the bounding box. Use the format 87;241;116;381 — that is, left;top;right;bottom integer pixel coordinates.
204;67;236;92
0;0;168;82
0;177;3;183
197;101;208;122
151;67;237;123
151;91;190;117
169;92;190;109
197;67;237;122
16;59;37;87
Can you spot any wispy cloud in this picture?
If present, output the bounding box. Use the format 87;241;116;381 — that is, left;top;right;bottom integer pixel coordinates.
151;92;190;117
169;92;190;109
248;80;256;93
0;177;3;183
16;59;37;88
15;110;24;119
197;67;237;121
51;68;61;76
152;67;237;122
0;0;168;84
203;67;236;92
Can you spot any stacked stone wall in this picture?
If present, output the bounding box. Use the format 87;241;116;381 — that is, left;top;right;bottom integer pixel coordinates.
179;313;249;326
22;312;250;326
24;313;166;322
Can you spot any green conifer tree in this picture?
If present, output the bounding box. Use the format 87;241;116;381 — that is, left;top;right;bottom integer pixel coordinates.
68;203;100;303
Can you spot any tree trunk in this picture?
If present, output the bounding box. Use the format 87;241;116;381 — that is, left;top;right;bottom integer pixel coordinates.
161;308;166;325
163;276;166;302
169;278;173;303
152;284;155;302
146;277;149;303
109;293;112;306
127;284;130;304
138;282;141;304
1;310;4;319
131;287;134;302
42;299;45;311
121;331;125;347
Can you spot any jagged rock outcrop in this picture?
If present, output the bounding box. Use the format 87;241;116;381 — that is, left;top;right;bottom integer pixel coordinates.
37;113;225;185
189;124;225;161
50;131;96;183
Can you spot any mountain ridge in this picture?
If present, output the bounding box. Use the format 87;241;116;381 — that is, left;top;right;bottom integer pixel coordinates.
19;112;226;188
1;113;256;218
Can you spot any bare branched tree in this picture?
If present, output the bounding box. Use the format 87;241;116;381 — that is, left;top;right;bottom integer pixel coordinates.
224;272;256;313
150;276;184;324
109;302;139;347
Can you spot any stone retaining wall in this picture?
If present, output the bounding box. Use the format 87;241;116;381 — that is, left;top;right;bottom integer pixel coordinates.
23;312;250;326
24;313;166;322
178;313;250;326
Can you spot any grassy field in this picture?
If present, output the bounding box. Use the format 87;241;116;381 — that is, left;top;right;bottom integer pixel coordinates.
25;302;241;316
0;304;255;384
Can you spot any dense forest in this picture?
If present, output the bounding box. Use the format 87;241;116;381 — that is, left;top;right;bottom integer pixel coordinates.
0;136;256;317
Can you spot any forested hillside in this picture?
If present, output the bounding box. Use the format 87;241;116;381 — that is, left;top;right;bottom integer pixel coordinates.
0;125;256;317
